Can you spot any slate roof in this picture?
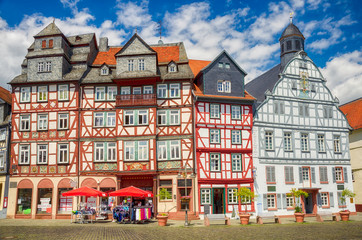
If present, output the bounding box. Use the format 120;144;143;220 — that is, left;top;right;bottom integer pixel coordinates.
67;33;95;46
193;84;255;101
340;97;362;130
245;64;281;104
0;87;11;105
188;60;211;77
279;22;305;41
35;22;63;37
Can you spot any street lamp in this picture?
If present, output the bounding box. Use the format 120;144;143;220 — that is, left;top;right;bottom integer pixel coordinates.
178;166;190;226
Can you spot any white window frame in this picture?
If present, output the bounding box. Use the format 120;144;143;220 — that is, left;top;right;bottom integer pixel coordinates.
217;81;223;92
169;64;177;73
225;63;230;69
224;81;231;93
157;84;167;98
19;145;30;165
210;153;220;171
232;154;242;171
138;110;148;125
124;110;134;126
334;135;341;153
321;192;329;207
318;134;325;152
107;112;116;127
169;83;180;98
157;110;167;126
20;87;31;103
231;130;241;144
335;167;343;182
267;194;276;208
128;59;134;71
231;106;241;120
107;142;116;162
217;81;231;93
169;110;180;125
138;141;149;161
157;141;167;160
210;104;220;118
37;114;48;131
38;62;44;72
228;188;238;204
58;85;69;101
265;131;274;150
170;140;181;160
201;189;211;205
101;66;109;75
210;129;220;144
37;86;48;102
94;143;105;162
45;61;52;72
124;142;135;161
58;143;69;164
37;144;48;164
20;115;30;131
286;196;294;208
143;86;153;94
94;112;104;127
133;87;142;95
284;132;292;151
58;113;69;130
107;86;117;100
95;87;106;101
138;59;145;71
0;129;6;141
301;133;309;152
121;87;131;95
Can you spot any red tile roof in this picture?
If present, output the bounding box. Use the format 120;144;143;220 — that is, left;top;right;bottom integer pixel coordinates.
93;46;180;66
193;84;255;101
0;87;11;105
188;59;211;77
340;98;362;130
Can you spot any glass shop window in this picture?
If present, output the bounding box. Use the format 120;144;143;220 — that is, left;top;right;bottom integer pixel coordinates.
17;188;32;214
58;188;73;214
37;188;53;214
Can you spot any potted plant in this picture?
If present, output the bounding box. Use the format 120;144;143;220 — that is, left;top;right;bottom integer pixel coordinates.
339;188;356;221
288;188;308;223
235;187;256;225
156;188;172;226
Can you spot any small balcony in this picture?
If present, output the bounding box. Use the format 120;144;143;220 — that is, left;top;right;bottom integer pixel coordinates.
116;94;157;107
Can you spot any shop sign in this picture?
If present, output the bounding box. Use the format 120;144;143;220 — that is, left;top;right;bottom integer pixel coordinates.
87;197;97;209
3;197;8;208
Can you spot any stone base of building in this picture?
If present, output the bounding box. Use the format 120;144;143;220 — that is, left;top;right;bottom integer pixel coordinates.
355;204;362;212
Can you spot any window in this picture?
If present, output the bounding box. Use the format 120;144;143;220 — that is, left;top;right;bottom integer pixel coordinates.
143;86;153;94
157;141;167;160
285;166;294;183
320;167;328;183
58;143;69;164
286;40;292;50
201;189;211;204
299;104;309;117
94;142;117;162
107;112;116;127
124;110;134;126
169;64;177;73
170;140;181;159
169;84;180;98
133;87;142;95
124;142;135;161
45;62;52;72
321;193;329;207
101;66;108;75
157;109;180;126
107;86;117;100
265;131;273;150
124;141;148;161
301;133;309;152
292;81;297;90
318;135;325;152
210;104;220;118
169;110;180;125
38;62;44;72
210;129;220;144
323;106;333;118
0;129;5;141
42;40;46;48
267;194;276;208
138;59;145;71
225;63;230;69
37;188;52;214
19;145;30;164
58;188;73;214
16;188;32;214
58;85;69;101
231;106;241;120
232;154;242;171
217;81;231;93
302;167;310;182
58;113;69;130
0;152;4;168
335;167;343;182
311;84;316;92
138;110;148;125
37;86;48;102
281;44;284;53
266;166;276;183
274;101;285;114
49;39;53;48
37;144;48;164
159;180;172;201
121;87;131;95
37;114;48;131
295;40;301;50
286;195;294;208
94;112;104;127
128;59;134;71
284;132;292;151
231;130;241;144
210;153;220;171
228;188;238;204
334;136;341;153
20;115;30;131
157;84;167;98
138;141;148;161
218;62;223;68
157;110;167;125
20;87;31;103
95;87;106;101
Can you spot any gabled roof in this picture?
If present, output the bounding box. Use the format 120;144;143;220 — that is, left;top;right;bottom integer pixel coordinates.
0;87;11;105
340;97;362;130
188;59;211;77
193;84;255;101
35;22;63;37
245;64;281;103
115;33;156;57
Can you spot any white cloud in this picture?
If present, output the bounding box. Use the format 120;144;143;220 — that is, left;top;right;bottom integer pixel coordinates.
321;51;362;104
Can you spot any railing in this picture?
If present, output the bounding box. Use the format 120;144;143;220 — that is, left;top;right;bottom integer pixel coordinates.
116;94;157;107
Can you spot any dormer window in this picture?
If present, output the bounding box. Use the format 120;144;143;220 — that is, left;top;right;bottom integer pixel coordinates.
218;62;223;68
225;63;230;69
75;36;82;42
128;60;134;71
217;80;231;93
38;62;52;72
101;66;109;76
138;59;145;71
168;62;177;73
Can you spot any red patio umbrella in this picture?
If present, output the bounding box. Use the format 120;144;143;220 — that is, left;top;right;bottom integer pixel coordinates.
62;186;107;197
109;186;153;198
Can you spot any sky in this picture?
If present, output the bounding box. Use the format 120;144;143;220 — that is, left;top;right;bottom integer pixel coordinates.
0;0;361;104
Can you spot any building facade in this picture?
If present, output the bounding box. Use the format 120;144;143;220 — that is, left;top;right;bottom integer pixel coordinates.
246;22;355;215
340;98;362;212
191;52;255;218
0;87;11;219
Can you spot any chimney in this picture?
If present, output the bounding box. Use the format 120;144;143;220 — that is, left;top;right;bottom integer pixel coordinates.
99;37;109;52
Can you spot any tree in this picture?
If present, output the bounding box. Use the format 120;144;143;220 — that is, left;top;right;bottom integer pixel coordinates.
235;187;256;214
340;188;356;211
288;188;308;213
157;188;172;215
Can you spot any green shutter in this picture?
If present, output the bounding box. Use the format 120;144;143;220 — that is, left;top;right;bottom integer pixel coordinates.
135;141;138;161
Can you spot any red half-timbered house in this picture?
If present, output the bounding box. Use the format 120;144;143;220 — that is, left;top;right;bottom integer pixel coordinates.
190;51;255;217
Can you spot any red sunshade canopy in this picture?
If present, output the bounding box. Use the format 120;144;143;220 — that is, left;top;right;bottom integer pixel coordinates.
109;186;154;198
62;186;107;197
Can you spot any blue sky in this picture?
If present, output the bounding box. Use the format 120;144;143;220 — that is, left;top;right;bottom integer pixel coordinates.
0;0;361;103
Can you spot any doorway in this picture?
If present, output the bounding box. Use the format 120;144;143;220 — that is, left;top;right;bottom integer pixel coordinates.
213;188;224;214
304;194;314;214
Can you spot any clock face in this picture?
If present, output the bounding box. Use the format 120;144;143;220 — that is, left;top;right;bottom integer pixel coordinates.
299;71;309;98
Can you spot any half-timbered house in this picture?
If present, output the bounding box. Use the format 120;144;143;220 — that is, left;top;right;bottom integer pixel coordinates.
246;21;355;215
190;51;255;217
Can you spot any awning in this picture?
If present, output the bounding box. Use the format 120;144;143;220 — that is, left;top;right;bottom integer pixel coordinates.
62;186;107;197
109;186;154;198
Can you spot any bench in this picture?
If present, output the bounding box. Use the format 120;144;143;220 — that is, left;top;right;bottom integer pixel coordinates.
256;213;281;224
204;214;231;226
316;212;340;222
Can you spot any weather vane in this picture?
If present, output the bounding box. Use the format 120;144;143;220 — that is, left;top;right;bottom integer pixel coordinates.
290;12;294;23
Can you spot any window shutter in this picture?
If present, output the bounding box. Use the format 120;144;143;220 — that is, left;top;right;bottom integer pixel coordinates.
280;102;284;114
332;167;336;183
317;193;321;206
337;192;342;206
272;167;276;182
284;168;288;183
323;107;327;118
277;194;281;209
343;167;348;183
290;167;294;182
282;194;287;209
266;167;271;182
311;167;316;183
328;107;333;118
329;192;334;207
299;105;303;116
274;102;278;114
263;194;268;210
299;167;303;183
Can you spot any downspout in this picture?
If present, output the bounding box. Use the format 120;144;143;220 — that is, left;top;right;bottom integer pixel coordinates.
4;112;12;216
77;82;81;189
191;86;198;216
